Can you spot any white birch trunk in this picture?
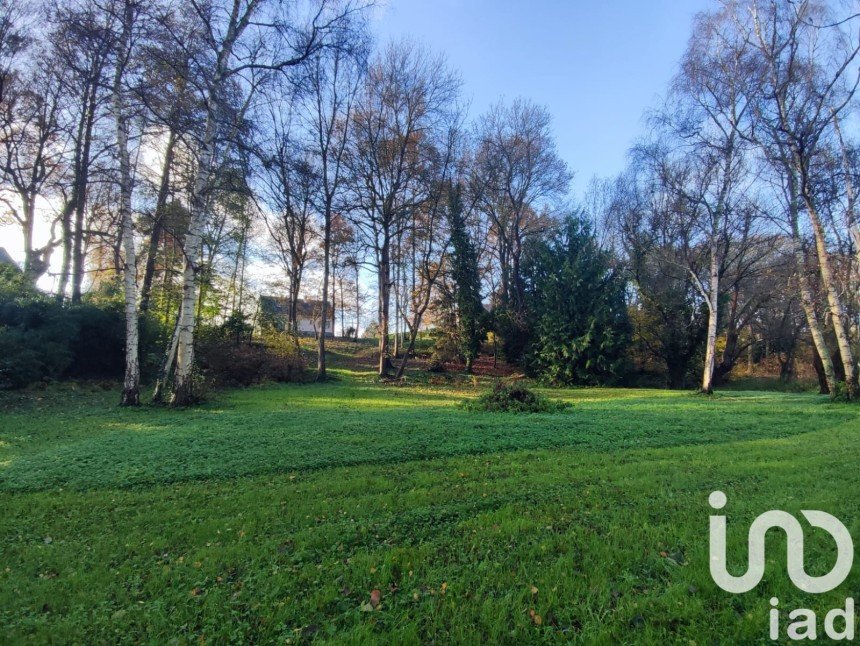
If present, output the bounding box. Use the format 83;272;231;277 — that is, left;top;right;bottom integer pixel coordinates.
170;111;216;405
701;243;719;394
787;187;838;396
801;192;857;396
114;2;139;406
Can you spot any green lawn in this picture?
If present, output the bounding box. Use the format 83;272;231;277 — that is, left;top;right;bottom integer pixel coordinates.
1;372;858;643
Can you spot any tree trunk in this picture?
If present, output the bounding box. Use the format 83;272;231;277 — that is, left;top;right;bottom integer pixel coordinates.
317;208;331;381
21;196;35;277
70;82;98;305
71;200;85;303
140;129;177;313
747;325;754;373
849;232;860;270
57;199;73;301
831;113;860;270
811;344;830;395
339;276;345;340
152;313;180;403
57;76;95;302
395;325;420;379
801;190;856;396
331;266;336;333
378;236;393;377
700;243;719;394
393;257;400;358
113;7;139;406
395;296;434;379
355;263;361;341
788;197;838;396
714;287;741;385
170;110;217;406
511;248;524;316
288;266;299;332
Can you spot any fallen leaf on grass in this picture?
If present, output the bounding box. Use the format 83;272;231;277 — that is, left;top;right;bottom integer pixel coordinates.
369;589;382;608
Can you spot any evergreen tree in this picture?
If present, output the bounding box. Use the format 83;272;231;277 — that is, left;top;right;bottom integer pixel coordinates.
523;215;630;385
447;183;484;372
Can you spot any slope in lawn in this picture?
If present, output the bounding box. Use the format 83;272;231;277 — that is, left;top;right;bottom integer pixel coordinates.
0;384;851;492
1;382;858;643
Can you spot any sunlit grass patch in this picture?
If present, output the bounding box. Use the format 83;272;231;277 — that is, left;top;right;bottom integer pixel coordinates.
0;378;857;642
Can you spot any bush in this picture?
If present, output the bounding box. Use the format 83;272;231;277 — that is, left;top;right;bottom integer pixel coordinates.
429;326;458;366
0;300;119;388
0;269;169;389
196;328;305;387
493;306;531;365
463;381;570;414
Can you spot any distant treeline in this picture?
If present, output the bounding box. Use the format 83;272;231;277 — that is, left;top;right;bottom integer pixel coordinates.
1;0;858;400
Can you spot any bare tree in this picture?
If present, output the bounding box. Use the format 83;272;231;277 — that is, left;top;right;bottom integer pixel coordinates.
49;1;115;303
157;0;365;405
470;99;571;315
739;0;860;396
672;11;754;393
107;0;144;405
303;36;366;379
640;12;754;393
347;41;460;377
256;98;318;334
137;27;200;314
0;0;30;126
393;128;461;378
0;58;65;281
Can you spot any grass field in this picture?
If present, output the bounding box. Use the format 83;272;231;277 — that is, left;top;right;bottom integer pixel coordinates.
1;357;859;643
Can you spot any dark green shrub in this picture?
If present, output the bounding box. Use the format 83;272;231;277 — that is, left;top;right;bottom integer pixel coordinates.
0;269;168;388
64;305;125;378
196;329;305;387
493;306;531;366
463;381;570;413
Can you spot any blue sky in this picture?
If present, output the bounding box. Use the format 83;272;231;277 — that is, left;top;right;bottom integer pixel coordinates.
373;0;714;197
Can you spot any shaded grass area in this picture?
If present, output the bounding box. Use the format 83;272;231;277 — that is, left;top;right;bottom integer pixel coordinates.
1;379;859;643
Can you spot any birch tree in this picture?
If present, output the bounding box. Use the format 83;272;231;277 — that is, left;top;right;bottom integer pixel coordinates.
158;0;364;405
672;10;752;393
108;0;143;405
739;0;860;396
